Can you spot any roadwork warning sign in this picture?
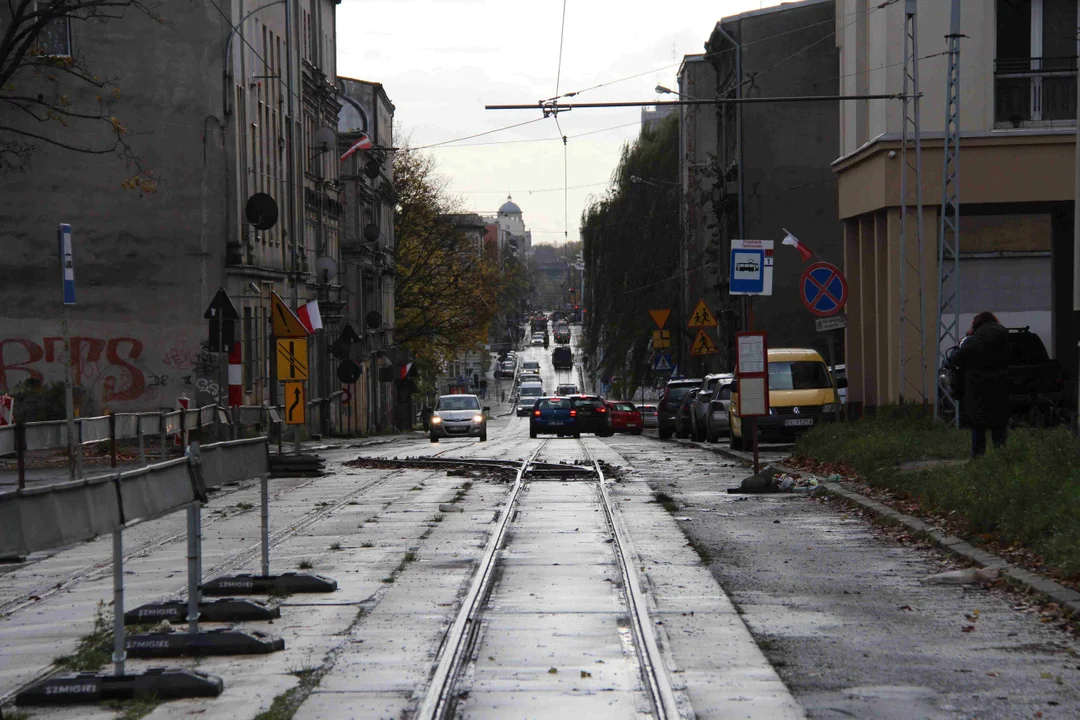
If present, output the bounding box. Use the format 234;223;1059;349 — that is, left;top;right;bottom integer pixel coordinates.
277;339;309;381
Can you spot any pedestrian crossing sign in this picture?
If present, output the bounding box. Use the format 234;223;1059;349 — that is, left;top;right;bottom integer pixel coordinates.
690;329;719;356
652;353;674;372
688;299;718;328
652;329;671;349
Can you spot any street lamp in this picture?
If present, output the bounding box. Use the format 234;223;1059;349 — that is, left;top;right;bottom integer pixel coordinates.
655;84;704;102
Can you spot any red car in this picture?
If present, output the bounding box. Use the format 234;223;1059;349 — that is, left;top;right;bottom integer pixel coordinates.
606;400;644;435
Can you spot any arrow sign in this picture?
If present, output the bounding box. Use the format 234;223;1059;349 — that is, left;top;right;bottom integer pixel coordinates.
284;381;305;425
204;287;239;352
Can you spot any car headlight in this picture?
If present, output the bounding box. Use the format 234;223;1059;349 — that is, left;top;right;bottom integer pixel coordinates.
821;403;835;413
472;414;484;423
431;416;442;424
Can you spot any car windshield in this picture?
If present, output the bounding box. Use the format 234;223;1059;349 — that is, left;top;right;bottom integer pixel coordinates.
523;362;539;370
538;398;570;409
520;387;543;397
436;396;480;410
717;385;733;400
571;398;604;409
613;402;635;411
664;386;695;403
768;361;832;390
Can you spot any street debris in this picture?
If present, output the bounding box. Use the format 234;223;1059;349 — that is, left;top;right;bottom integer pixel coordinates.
920;567;1001;585
727;465;824;494
438;504;465;513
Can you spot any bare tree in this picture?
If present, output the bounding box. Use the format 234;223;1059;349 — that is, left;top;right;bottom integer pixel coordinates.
0;0;162;186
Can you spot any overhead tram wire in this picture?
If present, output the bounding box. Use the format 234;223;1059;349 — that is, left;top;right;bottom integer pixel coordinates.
539;0;898;105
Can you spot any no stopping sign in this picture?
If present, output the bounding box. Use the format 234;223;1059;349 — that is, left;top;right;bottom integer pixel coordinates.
800;262;848;317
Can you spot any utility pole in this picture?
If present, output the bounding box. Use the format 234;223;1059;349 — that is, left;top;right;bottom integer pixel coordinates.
899;0;927;405
284;0;302;453
58;224;80;481
1073;0;1080;434
935;0;962;426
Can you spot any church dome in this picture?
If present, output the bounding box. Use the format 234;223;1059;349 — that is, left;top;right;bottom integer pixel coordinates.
498;195;522;214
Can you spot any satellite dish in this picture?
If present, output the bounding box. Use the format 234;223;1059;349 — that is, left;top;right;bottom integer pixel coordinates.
363;223;380;242
365;310;382;329
316;256;338;282
245;193;278;230
313;126;336;154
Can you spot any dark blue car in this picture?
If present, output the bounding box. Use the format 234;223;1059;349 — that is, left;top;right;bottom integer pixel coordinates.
529;397;578;438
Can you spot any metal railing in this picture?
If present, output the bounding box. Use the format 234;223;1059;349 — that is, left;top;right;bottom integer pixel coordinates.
994;56;1077;127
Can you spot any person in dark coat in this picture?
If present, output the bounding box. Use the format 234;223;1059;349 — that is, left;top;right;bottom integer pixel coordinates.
951;311;1011;457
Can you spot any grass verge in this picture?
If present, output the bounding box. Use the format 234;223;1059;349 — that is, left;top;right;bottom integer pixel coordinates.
54;601;112;672
794;408;1080;578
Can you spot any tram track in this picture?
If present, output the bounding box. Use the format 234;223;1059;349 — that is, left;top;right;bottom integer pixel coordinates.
415;436;683;719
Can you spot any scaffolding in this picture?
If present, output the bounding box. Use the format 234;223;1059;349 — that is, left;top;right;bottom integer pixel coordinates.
935;0;963;426
898;0;927;405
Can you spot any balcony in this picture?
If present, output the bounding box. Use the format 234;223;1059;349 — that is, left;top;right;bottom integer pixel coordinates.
995;56;1077;129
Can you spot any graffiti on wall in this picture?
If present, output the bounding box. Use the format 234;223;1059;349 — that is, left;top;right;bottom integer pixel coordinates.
0;336;147;402
0;329;222;409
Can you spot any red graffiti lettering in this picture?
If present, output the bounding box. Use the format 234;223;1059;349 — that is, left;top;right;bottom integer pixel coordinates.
103;338;145;402
0;339;44;389
71;337;106;388
43;337;63;362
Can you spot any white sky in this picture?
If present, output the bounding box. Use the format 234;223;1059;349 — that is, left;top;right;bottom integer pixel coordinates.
337;0;784;247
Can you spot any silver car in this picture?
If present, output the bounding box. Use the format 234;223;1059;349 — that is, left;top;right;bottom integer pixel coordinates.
706;380;735;442
430;394;488;442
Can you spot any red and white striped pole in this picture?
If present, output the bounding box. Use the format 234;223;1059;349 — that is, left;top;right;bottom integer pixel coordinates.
228;342;243;406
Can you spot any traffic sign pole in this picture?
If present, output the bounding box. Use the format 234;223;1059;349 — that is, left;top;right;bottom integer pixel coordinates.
58;224;81;481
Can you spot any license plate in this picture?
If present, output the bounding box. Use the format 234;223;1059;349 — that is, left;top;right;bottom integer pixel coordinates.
784;418;813;427
548;421;563;426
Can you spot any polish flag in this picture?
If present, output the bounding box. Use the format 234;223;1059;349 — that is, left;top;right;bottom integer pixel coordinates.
782;230;814;262
339;133;373;162
297;300;323;333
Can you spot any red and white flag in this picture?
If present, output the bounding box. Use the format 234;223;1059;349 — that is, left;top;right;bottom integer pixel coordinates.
339;133;373;162
0;395;14;426
297;300;323;333
782;230;814;262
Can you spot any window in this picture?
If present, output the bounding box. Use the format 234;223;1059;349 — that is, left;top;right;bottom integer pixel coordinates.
34;1;72;57
768;362;833;391
436;396;480;411
995;0;1078;126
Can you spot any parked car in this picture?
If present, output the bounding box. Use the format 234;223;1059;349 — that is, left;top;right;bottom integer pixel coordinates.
674;388;700;439
728;348;845;450
606;401;643;435
496;360;516;380
429;394;488;443
637;404;658;428
516;382;545;416
657;378;702;440
556;383;579;396
569;395;612;436
690;373;732;442
530;397;578;438
706;382;734;442
830;364;847;406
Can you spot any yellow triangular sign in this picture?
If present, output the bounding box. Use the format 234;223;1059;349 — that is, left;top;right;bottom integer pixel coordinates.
690;329;719;356
271;291;309;338
688;299;718;328
648;309;671;329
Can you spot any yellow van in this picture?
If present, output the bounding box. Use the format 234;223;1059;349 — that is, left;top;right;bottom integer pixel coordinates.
728;348;845;450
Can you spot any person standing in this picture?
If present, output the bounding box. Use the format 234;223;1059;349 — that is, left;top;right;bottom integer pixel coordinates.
951;311;1011;457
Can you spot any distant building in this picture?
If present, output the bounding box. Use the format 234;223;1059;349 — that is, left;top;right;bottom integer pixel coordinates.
642;104;676;131
338;76;399;433
495;196;532;265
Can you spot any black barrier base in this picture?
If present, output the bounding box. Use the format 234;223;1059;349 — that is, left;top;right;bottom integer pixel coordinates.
202;572;338;595
125;628;284;657
124;598;280;625
15;668;223;705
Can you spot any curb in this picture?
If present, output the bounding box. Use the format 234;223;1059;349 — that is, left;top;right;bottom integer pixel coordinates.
670;436;1080;616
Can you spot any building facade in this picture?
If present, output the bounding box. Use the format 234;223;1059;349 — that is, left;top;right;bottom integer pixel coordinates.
338;76;397;434
703;0;842;370
834;0;1077;414
0;0;342;425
